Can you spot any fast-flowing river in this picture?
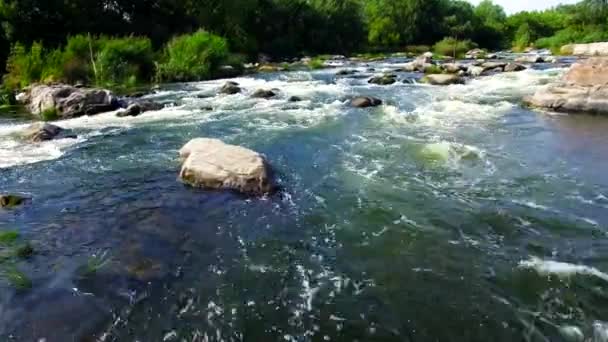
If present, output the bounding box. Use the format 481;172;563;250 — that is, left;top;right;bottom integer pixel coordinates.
1;58;608;342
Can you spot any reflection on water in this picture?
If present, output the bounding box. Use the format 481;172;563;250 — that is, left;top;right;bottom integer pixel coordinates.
1;60;608;342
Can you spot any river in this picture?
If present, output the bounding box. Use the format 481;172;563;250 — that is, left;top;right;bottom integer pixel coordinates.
1;58;608;341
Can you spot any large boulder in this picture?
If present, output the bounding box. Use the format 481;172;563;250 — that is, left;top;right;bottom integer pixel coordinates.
421;74;464;86
116;101;164;117
515;55;544;64
368;75;397;85
504;63;527;72
251;89;277;99
525;58;608;115
351;96;382;108
465;49;486;59
21;122;75;142
22;84;118;119
178;138;274;195
0;194;27;208
442;63;466;74
562;42;608;56
219;81;241;95
481;61;507;72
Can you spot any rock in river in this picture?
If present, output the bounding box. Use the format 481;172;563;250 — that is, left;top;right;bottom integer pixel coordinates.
368;75;397;85
351;96;382;108
178;138;274;195
1;194;27;208
116;101;164;117
421;74;464;86
21;122;76;142
525;57;608;115
251;89;277;99
219;81;241;95
504;63;527;72
20;84;118;119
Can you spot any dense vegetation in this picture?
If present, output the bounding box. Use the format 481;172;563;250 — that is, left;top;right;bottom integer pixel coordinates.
0;0;607;92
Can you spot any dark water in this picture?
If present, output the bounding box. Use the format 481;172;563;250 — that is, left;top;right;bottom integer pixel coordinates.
1;60;608;342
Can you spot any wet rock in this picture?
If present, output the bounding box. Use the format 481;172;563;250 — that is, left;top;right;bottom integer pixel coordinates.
21;122;76;142
0;194;27;208
465;48;487;59
258;65;281;73
504;63;527;72
421;74;464;86
402;78;417;84
442;63;465;74
200;106;213;111
481;61;507;71
219;81;241;95
351;96;382;108
179;138;274;195
251;89;277;99
116;101;163;117
515;55;544;64
336;69;358;76
468;66;485;77
368;75;397;85
288;96;303;102
22;84;118;119
525;58;608;115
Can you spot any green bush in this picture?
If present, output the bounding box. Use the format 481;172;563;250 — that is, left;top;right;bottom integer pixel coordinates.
535;26;608;55
308;57;326;70
95;36;154;86
405;45;431;55
433;38;477;58
4;43;45;90
41;107;59;121
156;30;229;82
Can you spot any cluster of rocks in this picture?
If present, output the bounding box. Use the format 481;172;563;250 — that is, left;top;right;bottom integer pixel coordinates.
525;57;608;115
17;84;167;121
217;81;279;99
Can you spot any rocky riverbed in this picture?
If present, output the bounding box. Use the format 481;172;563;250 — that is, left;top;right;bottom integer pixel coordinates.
1;53;608;342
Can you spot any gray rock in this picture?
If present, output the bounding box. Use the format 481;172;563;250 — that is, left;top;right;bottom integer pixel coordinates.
251;89;277;99
23;84;117;119
288;96;303;102
368;75;397;85
442;63;465;74
421;74;464;85
351;96;382;108
504;63;527;72
179;138;274;195
21;122;75;142
116;101;163;117
515;55;544;64
219;82;241;95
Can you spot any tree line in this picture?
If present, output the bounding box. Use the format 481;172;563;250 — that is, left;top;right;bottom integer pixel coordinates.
0;0;606;93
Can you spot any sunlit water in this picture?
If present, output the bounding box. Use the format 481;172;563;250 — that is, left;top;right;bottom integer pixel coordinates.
2;59;608;342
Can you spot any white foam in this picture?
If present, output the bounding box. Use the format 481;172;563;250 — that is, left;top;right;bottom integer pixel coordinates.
519;257;608;282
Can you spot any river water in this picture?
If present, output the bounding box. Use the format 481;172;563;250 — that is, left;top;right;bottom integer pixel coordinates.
1;58;608;341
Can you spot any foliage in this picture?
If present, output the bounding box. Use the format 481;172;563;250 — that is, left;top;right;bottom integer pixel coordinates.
95;36;154;86
156;30;229;82
41;108;59;121
433;38;477;58
0;230;19;245
308;57;326;70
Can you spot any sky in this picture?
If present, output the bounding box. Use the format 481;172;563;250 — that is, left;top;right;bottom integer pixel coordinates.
466;0;579;14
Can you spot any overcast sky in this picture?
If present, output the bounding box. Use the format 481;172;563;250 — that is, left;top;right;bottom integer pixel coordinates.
466;0;579;14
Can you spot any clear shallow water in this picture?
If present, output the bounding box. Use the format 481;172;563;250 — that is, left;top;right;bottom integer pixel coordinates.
2;61;608;341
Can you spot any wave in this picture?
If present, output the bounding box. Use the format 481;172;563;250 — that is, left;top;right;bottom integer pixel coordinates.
519;257;608;282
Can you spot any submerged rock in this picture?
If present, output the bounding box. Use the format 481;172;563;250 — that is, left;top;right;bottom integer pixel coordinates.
288;96;303;102
0;194;27;208
368;75;397;85
525;58;608;115
351;96;382;108
21;84;118;119
219;81;241;95
421;74;464;86
251;89;277;99
336;69;358;76
116;101;163;117
178;138;274;195
21;122;75;142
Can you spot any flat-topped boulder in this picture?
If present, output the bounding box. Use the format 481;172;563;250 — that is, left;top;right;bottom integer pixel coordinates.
19;84;118;119
421;74;464;86
178;138;274;195
562;42;608;56
525;58;608;115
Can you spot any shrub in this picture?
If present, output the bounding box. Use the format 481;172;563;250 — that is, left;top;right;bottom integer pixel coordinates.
95;36;154;86
4;43;45;90
308;57;326;69
41;107;59;121
156;30;229;82
405;45;431;55
433;38;477;58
